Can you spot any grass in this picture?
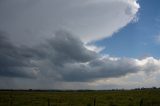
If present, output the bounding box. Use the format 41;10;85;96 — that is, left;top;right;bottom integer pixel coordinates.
0;89;160;106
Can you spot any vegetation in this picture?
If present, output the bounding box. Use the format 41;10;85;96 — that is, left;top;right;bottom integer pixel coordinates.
0;89;160;106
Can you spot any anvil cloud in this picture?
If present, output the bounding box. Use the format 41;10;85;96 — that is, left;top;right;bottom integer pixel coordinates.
0;0;139;45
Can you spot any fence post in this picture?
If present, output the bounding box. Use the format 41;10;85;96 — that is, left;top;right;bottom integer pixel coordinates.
10;95;13;106
10;99;13;106
93;97;96;106
48;98;50;106
140;98;143;106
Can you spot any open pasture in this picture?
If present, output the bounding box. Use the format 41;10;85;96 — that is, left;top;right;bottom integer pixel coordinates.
0;89;160;106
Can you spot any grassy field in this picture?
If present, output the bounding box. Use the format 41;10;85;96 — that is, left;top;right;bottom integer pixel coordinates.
0;89;160;106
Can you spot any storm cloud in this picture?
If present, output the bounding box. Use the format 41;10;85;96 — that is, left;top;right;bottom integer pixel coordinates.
1;0;160;89
1;30;160;84
0;32;37;78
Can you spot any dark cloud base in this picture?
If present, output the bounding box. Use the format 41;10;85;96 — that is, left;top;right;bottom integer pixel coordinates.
0;30;97;80
0;31;159;84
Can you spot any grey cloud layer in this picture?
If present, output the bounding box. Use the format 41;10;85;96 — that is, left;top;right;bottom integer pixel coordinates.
60;58;140;82
1;31;160;83
0;32;37;78
0;31;97;79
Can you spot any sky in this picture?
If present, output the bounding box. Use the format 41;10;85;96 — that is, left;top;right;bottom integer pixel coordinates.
0;0;160;89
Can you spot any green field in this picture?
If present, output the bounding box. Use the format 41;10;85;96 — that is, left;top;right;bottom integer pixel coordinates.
0;89;160;106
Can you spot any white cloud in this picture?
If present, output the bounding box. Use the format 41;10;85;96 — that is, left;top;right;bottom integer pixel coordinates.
84;44;105;53
89;57;160;89
0;0;140;45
